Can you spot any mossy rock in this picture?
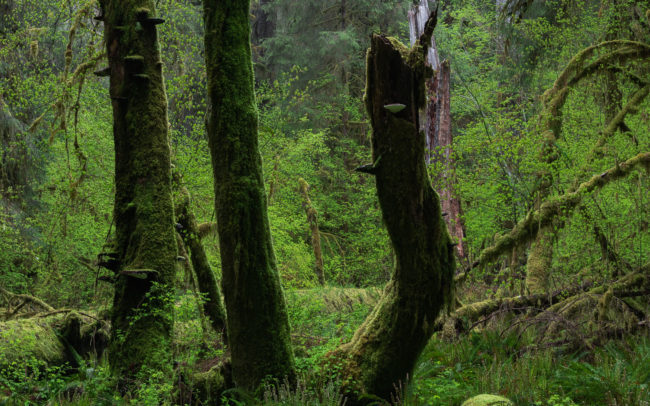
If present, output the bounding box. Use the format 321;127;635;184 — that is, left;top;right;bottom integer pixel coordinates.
461;394;514;406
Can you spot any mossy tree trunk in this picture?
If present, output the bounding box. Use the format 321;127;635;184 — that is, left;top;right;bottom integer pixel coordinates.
175;182;227;335
98;0;177;386
202;0;296;390
332;33;455;403
298;178;325;286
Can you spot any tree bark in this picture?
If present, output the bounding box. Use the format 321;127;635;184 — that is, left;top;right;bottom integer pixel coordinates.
203;0;296;390
298;178;325;286
408;0;467;259
331;33;455;403
98;0;177;386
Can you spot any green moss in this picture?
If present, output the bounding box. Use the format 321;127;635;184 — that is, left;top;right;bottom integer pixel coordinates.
333;33;455;403
0;317;66;367
100;0;177;388
525;227;553;294
203;0;296;390
461;394;514;406
192;365;227;404
174;179;226;334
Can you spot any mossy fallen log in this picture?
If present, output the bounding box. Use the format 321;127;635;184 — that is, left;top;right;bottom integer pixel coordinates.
438;263;650;350
0;311;109;370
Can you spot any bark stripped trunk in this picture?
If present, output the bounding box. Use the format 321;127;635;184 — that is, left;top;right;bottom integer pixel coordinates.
203;0;296;390
332;31;455;403
408;0;466;259
298;178;325;286
98;0;177;386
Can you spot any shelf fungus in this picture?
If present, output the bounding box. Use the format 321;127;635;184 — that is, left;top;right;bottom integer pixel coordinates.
383;103;406;113
119;269;159;280
93;67;111;77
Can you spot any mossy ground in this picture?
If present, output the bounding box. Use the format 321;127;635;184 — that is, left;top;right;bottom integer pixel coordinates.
3;287;648;405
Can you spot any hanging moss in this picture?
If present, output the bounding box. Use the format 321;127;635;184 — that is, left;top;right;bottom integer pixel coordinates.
203;0;296;390
99;0;177;388
525;225;553;294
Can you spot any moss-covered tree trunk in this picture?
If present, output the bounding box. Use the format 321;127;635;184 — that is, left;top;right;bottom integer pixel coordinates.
98;0;177;385
175;183;226;335
332;33;455;403
298;178;325;286
202;0;296;390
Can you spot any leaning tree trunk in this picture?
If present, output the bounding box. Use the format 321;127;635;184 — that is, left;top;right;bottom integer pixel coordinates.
175;182;227;335
202;0;296;390
408;0;466;259
332;32;455;403
298;178;325;286
98;0;177;386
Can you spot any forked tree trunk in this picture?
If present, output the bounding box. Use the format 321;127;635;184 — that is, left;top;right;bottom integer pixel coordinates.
408;0;466;259
331;33;455;403
98;0;177;385
298;178;325;286
202;0;296;390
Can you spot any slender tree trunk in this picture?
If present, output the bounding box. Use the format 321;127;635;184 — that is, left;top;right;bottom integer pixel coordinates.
202;0;296;390
408;0;467;259
298;178;325;286
98;0;177;385
175;182;227;335
333;33;455;403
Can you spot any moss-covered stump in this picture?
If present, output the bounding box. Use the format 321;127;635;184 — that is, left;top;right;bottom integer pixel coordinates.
203;0;296;390
330;32;455;404
0;312;109;369
461;394;514;406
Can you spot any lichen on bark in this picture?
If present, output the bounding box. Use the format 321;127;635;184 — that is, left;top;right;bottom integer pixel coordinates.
202;0;296;390
98;0;177;387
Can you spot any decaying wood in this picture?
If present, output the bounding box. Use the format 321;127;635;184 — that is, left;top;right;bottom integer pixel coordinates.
409;0;467;258
328;29;455;404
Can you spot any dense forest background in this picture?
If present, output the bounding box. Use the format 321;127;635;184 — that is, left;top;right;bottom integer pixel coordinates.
1;0;649;404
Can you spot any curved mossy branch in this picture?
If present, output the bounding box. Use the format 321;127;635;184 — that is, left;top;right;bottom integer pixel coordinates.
175;183;227;335
522;41;650;293
202;0;296;390
478;151;650;266
99;0;177;386
330;34;455;404
526;80;649;294
537;41;650;177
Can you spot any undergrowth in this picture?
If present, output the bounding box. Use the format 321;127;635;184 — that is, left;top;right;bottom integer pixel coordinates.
1;289;648;405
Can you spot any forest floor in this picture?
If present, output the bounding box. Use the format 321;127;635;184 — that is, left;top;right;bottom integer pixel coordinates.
2;285;649;405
